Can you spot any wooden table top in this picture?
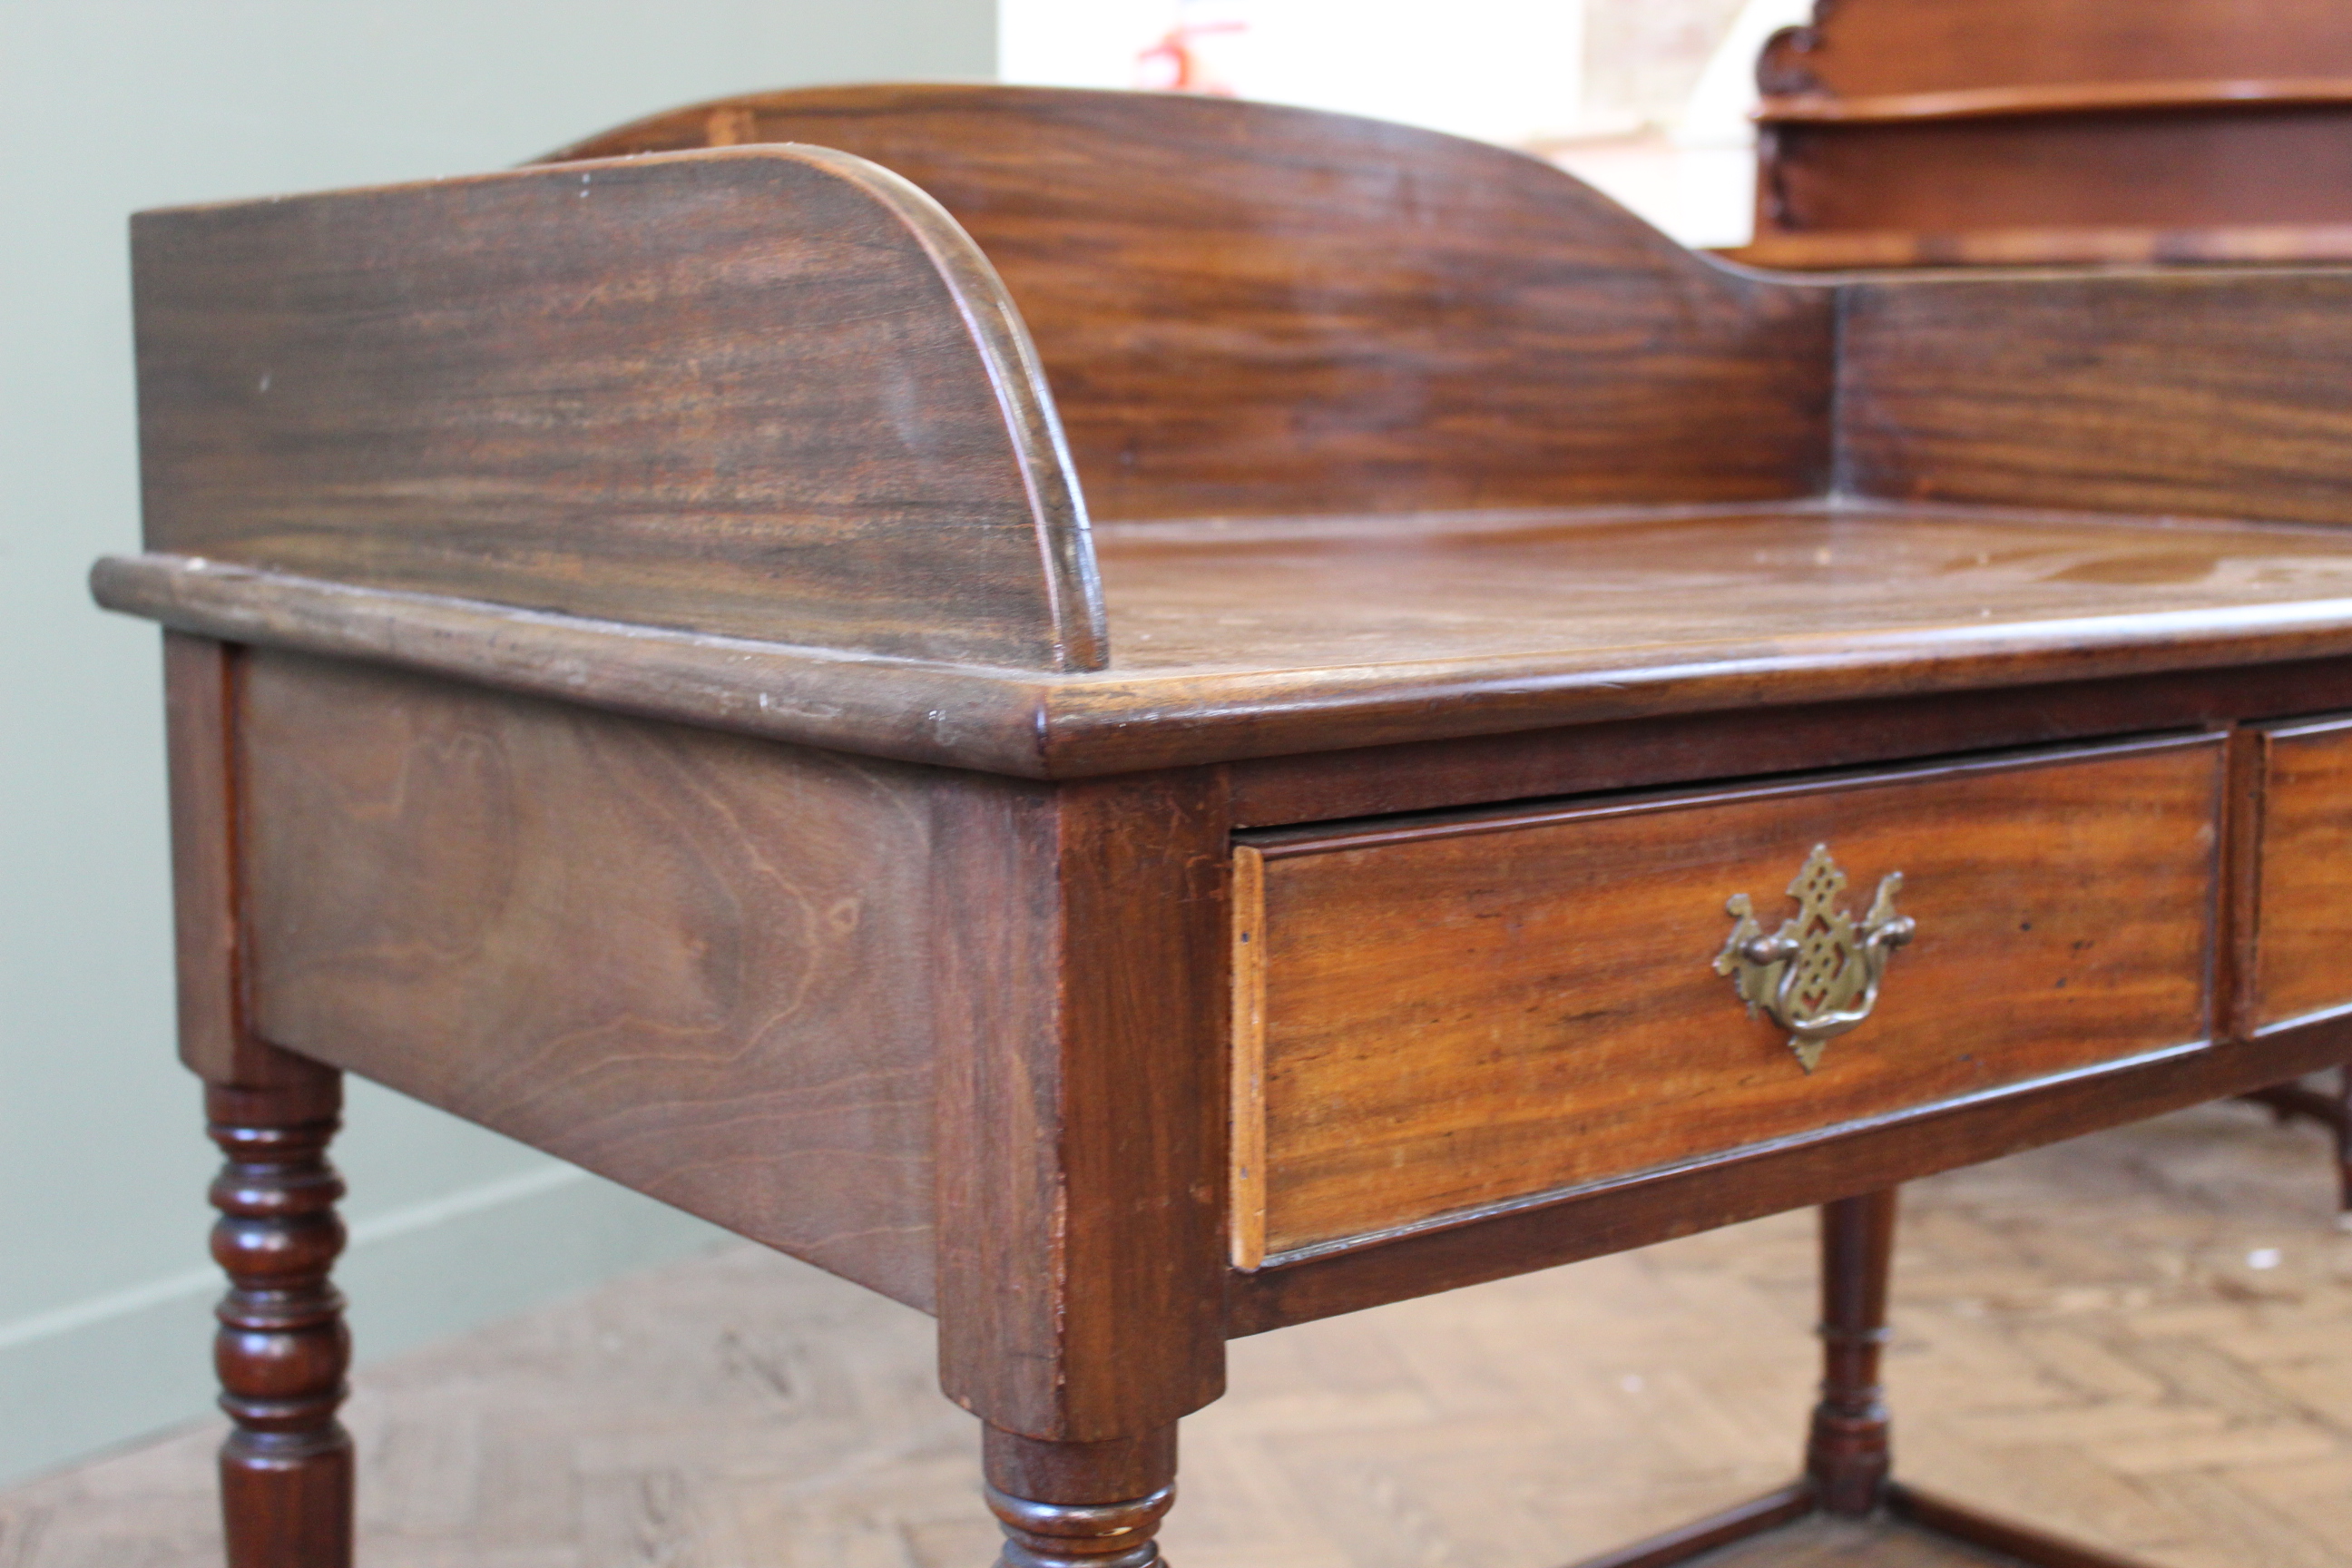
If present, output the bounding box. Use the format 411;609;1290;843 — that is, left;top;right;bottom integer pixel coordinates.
99;498;2352;782
98;86;2352;781
1093;501;2352;675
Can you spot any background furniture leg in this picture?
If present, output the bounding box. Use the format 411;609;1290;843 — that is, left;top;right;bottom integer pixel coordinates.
2337;1067;2352;1218
207;1070;352;1568
2232;1070;2352;1217
984;1424;1177;1568
1568;1176;2161;1568
1807;1187;1896;1516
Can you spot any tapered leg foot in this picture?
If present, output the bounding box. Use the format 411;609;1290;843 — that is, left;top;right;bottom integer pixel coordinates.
208;1077;353;1568
984;1425;1176;1568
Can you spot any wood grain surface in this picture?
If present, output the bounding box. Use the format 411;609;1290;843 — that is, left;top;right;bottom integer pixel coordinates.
1240;738;2223;1262
231;648;1235;1443
94;79;2352;1566
1840;274;2352;531
1227;656;2352;829
132;145;1103;670
2252;713;2352;1030
1743;2;2352;268
1735;222;2352;271
1758;110;2352;244
99;86;2352;776
1088;507;2352;675
1232;1013;2352;1335
542;84;1837;522
1230;846;1269;1269
1761;80;2352;125
163;632;279;1087
1753;0;2352;101
236;651;941;1308
931;770;1230;1440
97;504;2352;779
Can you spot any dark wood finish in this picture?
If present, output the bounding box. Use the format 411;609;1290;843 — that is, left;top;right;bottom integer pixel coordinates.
235;650;940;1308
2206;720;2343;1207
2251;713;2352;1027
1885;1485;2168;1568
96;503;2352;781
931;770;1230;1441
2242;1079;2346;1129
1766;83;2352;122
2241;1073;2352;1211
1808;1191;1895;1515
1239;739;2220;1260
163;633;314;1091
983;1425;1176;1568
1583;1509;2053;1566
1565;1482;1817;1568
1740;0;2352;269
1230;655;2352;828
97;553;1068;777
539;84;1836;524
1745;113;2352;270
1088;505;2352;696
100;83;2352;1566
1839;271;2352;530
132;146;1102;670
162;632;246;1081
170;632;357;1565
207;1073;352;1568
1755;0;2352;97
1734;222;2352;272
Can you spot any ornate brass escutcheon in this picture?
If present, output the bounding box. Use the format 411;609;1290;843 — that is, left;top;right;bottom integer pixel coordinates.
1715;844;1916;1073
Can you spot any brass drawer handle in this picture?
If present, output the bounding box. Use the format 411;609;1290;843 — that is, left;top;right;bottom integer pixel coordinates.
1715;844;1915;1073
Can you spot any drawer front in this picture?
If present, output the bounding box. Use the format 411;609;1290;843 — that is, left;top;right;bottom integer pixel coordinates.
2255;714;2352;1028
1231;736;2223;1267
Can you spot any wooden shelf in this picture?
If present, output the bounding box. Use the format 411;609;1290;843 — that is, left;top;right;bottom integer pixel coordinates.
1759;75;2352;126
1748;2;2352;269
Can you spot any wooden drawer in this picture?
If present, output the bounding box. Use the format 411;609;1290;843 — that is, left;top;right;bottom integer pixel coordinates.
1230;735;2224;1267
2250;713;2352;1030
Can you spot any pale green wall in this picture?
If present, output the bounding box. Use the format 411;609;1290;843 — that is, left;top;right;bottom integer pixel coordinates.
0;0;995;1485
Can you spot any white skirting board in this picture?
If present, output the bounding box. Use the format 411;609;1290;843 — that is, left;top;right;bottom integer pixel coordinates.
0;1161;726;1487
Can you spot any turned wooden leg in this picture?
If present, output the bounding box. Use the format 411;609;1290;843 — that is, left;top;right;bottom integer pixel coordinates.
984;1424;1177;1568
208;1075;353;1568
1572;1184;2164;1567
1807;1187;1896;1516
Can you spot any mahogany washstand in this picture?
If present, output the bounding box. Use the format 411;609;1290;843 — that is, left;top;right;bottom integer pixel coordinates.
98;85;2352;1567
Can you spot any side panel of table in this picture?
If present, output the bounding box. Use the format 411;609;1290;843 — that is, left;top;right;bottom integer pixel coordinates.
220;645;1232;1441
234;650;944;1308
